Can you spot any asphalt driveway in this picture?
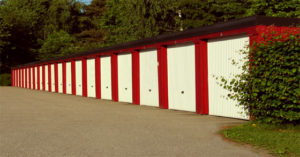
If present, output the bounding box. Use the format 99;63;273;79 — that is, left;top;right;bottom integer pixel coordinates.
0;87;271;157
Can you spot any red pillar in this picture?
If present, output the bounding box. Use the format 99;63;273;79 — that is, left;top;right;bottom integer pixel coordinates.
82;59;87;97
63;62;66;94
37;66;40;90
95;57;101;99
42;65;45;91
71;60;76;95
195;40;209;114
32;67;35;90
29;67;31;89
55;63;58;93
48;64;52;92
157;46;168;109
132;50;140;105
111;54;118;101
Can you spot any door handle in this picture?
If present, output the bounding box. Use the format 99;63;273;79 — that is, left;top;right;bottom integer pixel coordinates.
125;88;127;90
149;89;152;92
181;91;184;94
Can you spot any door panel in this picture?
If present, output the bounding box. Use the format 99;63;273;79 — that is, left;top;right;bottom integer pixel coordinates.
167;44;196;112
51;64;55;92
140;49;159;107
117;53;132;103
76;60;82;96
208;35;249;119
66;62;72;94
87;58;96;98
100;56;112;100
58;63;63;93
45;65;48;91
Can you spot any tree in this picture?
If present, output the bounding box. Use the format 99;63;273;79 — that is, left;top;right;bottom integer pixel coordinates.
38;30;75;60
101;0;179;44
245;0;300;18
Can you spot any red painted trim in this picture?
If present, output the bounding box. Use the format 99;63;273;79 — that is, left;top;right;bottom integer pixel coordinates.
54;63;58;93
157;46;168;109
71;60;76;95
95;57;101;99
111;54;118;101
48;64;51;92
132;50;140;105
195;40;209;114
42;65;45;91
37;66;40;90
32;67;35;90
29;68;31;89
63;62;66;94
82;59;87;97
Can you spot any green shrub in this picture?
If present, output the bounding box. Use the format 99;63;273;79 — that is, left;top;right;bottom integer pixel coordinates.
220;28;300;124
0;73;11;86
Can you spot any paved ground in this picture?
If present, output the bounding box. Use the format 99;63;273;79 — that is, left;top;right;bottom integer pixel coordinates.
0;87;271;157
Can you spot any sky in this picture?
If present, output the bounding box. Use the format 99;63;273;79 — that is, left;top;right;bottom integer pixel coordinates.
79;0;92;4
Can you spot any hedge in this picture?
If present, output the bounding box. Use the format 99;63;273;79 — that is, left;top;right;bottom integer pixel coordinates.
220;26;300;124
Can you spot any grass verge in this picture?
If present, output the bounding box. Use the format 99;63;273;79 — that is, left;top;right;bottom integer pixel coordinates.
220;123;300;157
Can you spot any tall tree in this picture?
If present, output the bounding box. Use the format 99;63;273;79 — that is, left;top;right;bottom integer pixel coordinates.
101;0;179;44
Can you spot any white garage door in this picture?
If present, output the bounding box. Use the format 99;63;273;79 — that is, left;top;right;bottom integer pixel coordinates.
168;43;196;112
100;56;112;100
26;68;29;88
208;35;249;119
45;65;48;91
39;66;43;90
140;49;159;107
76;60;82;96
51;64;55;92
87;58;96;98
118;53;132;103
66;62;72;94
35;67;38;90
58;63;63;93
30;67;33;89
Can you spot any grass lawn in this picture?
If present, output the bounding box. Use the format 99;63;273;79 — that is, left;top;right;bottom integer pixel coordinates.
220;123;300;157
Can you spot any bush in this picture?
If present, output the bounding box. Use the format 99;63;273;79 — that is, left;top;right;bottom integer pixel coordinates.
0;73;11;86
220;27;300;124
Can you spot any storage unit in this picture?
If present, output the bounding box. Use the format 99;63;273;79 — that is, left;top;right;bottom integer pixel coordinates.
66;62;72;94
12;16;299;120
167;44;196;112
117;53;132;103
58;63;63;93
100;56;112;100
208;35;249;119
30;67;33;89
139;49;159;107
45;65;49;91
87;58;96;98
76;60;82;96
34;67;38;89
51;64;55;92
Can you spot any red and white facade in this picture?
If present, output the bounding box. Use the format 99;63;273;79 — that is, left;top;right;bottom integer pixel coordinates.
11;16;300;119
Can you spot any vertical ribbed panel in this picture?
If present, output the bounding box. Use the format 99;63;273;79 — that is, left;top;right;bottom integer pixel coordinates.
140;49;159;107
87;58;96;98
101;56;112;100
167;43;196;112
66;62;72;94
75;60;82;96
208;35;249;119
117;53;133;103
